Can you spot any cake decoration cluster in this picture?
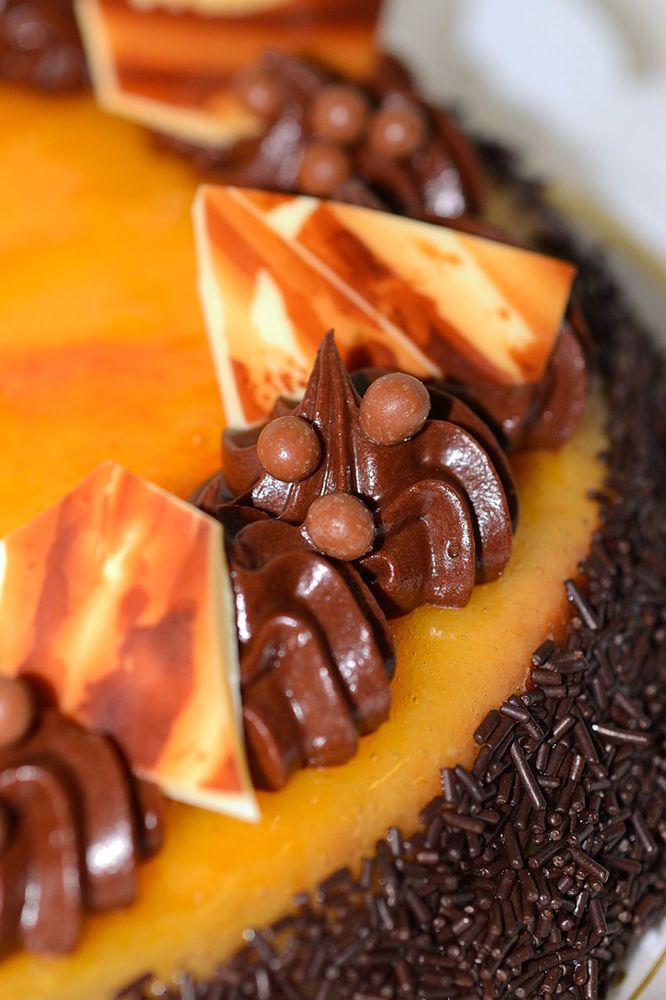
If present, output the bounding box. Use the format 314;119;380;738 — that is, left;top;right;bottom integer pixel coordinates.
193;331;518;786
6;5;659;993
232;56;450;211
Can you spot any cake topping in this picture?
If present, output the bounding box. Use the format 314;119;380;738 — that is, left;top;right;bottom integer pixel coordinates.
297;140;351;197
309;83;369;144
256;414;321;482
367;98;428;159
216;507;395;789
218;332;516;615
75;0;384;149
234;66;285;121
0;682;163;956
193;185;577;427
0;462;258;821
304;492;375;561
0;0;87;92
129;234;666;994
451;322;589;451
359;371;431;445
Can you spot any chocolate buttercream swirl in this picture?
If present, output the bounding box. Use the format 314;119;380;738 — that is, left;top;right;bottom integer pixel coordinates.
0;681;162;956
0;0;87;92
448;320;588;451
172;52;484;222
210;506;395;790
432;214;589;450
215;332;516;617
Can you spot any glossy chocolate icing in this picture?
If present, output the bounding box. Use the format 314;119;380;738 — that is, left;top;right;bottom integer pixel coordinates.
435;215;589;450
443;322;588;451
0;0;86;92
170;52;484;222
213;505;395;790
216;332;516;615
0;698;162;956
193;334;516;787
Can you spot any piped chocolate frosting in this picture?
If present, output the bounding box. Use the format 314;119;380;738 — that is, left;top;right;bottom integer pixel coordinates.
0;680;162;956
0;0;87;92
165;52;485;223
217;332;516;617
193;334;517;787
216;506;395;790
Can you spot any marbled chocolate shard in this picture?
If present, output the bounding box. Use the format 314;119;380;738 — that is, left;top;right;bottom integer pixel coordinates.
193;185;576;426
75;0;383;146
0;461;258;821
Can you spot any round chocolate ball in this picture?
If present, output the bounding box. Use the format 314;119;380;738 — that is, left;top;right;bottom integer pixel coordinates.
368;102;428;159
234;68;284;120
257;415;321;483
309;84;369;145
297;141;351;198
305;492;375;562
0;677;35;749
359;372;431;446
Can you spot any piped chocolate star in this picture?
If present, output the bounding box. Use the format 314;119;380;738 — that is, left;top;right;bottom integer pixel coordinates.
222;332;517;616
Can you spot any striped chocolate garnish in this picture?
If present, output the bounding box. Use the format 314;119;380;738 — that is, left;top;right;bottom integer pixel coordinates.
193;186;576;427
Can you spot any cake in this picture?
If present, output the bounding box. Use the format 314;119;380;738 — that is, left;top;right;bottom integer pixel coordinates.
0;3;664;999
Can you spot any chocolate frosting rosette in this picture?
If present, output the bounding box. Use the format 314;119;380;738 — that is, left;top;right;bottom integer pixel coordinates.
195;332;518;788
216;332;517;616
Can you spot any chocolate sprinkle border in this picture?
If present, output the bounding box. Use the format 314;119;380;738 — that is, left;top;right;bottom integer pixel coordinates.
113;151;666;999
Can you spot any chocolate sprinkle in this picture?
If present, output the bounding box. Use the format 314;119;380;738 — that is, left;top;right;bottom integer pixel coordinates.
115;159;666;998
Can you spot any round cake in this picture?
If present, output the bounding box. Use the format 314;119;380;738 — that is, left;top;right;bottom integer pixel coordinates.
0;3;664;999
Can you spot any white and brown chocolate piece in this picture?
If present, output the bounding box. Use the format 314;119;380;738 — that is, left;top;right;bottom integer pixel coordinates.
193;185;576;426
0;462;257;821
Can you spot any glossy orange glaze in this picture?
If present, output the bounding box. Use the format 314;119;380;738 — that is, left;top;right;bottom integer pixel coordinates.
0;86;606;998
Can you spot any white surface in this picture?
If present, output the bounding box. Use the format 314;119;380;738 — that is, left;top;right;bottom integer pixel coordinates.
382;0;666;266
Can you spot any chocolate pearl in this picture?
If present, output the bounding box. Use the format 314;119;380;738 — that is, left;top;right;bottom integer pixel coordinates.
234;67;284;120
359;372;431;445
309;84;369;145
297;141;351;198
257;415;321;483
0;677;35;749
368;102;428;159
305;493;375;561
